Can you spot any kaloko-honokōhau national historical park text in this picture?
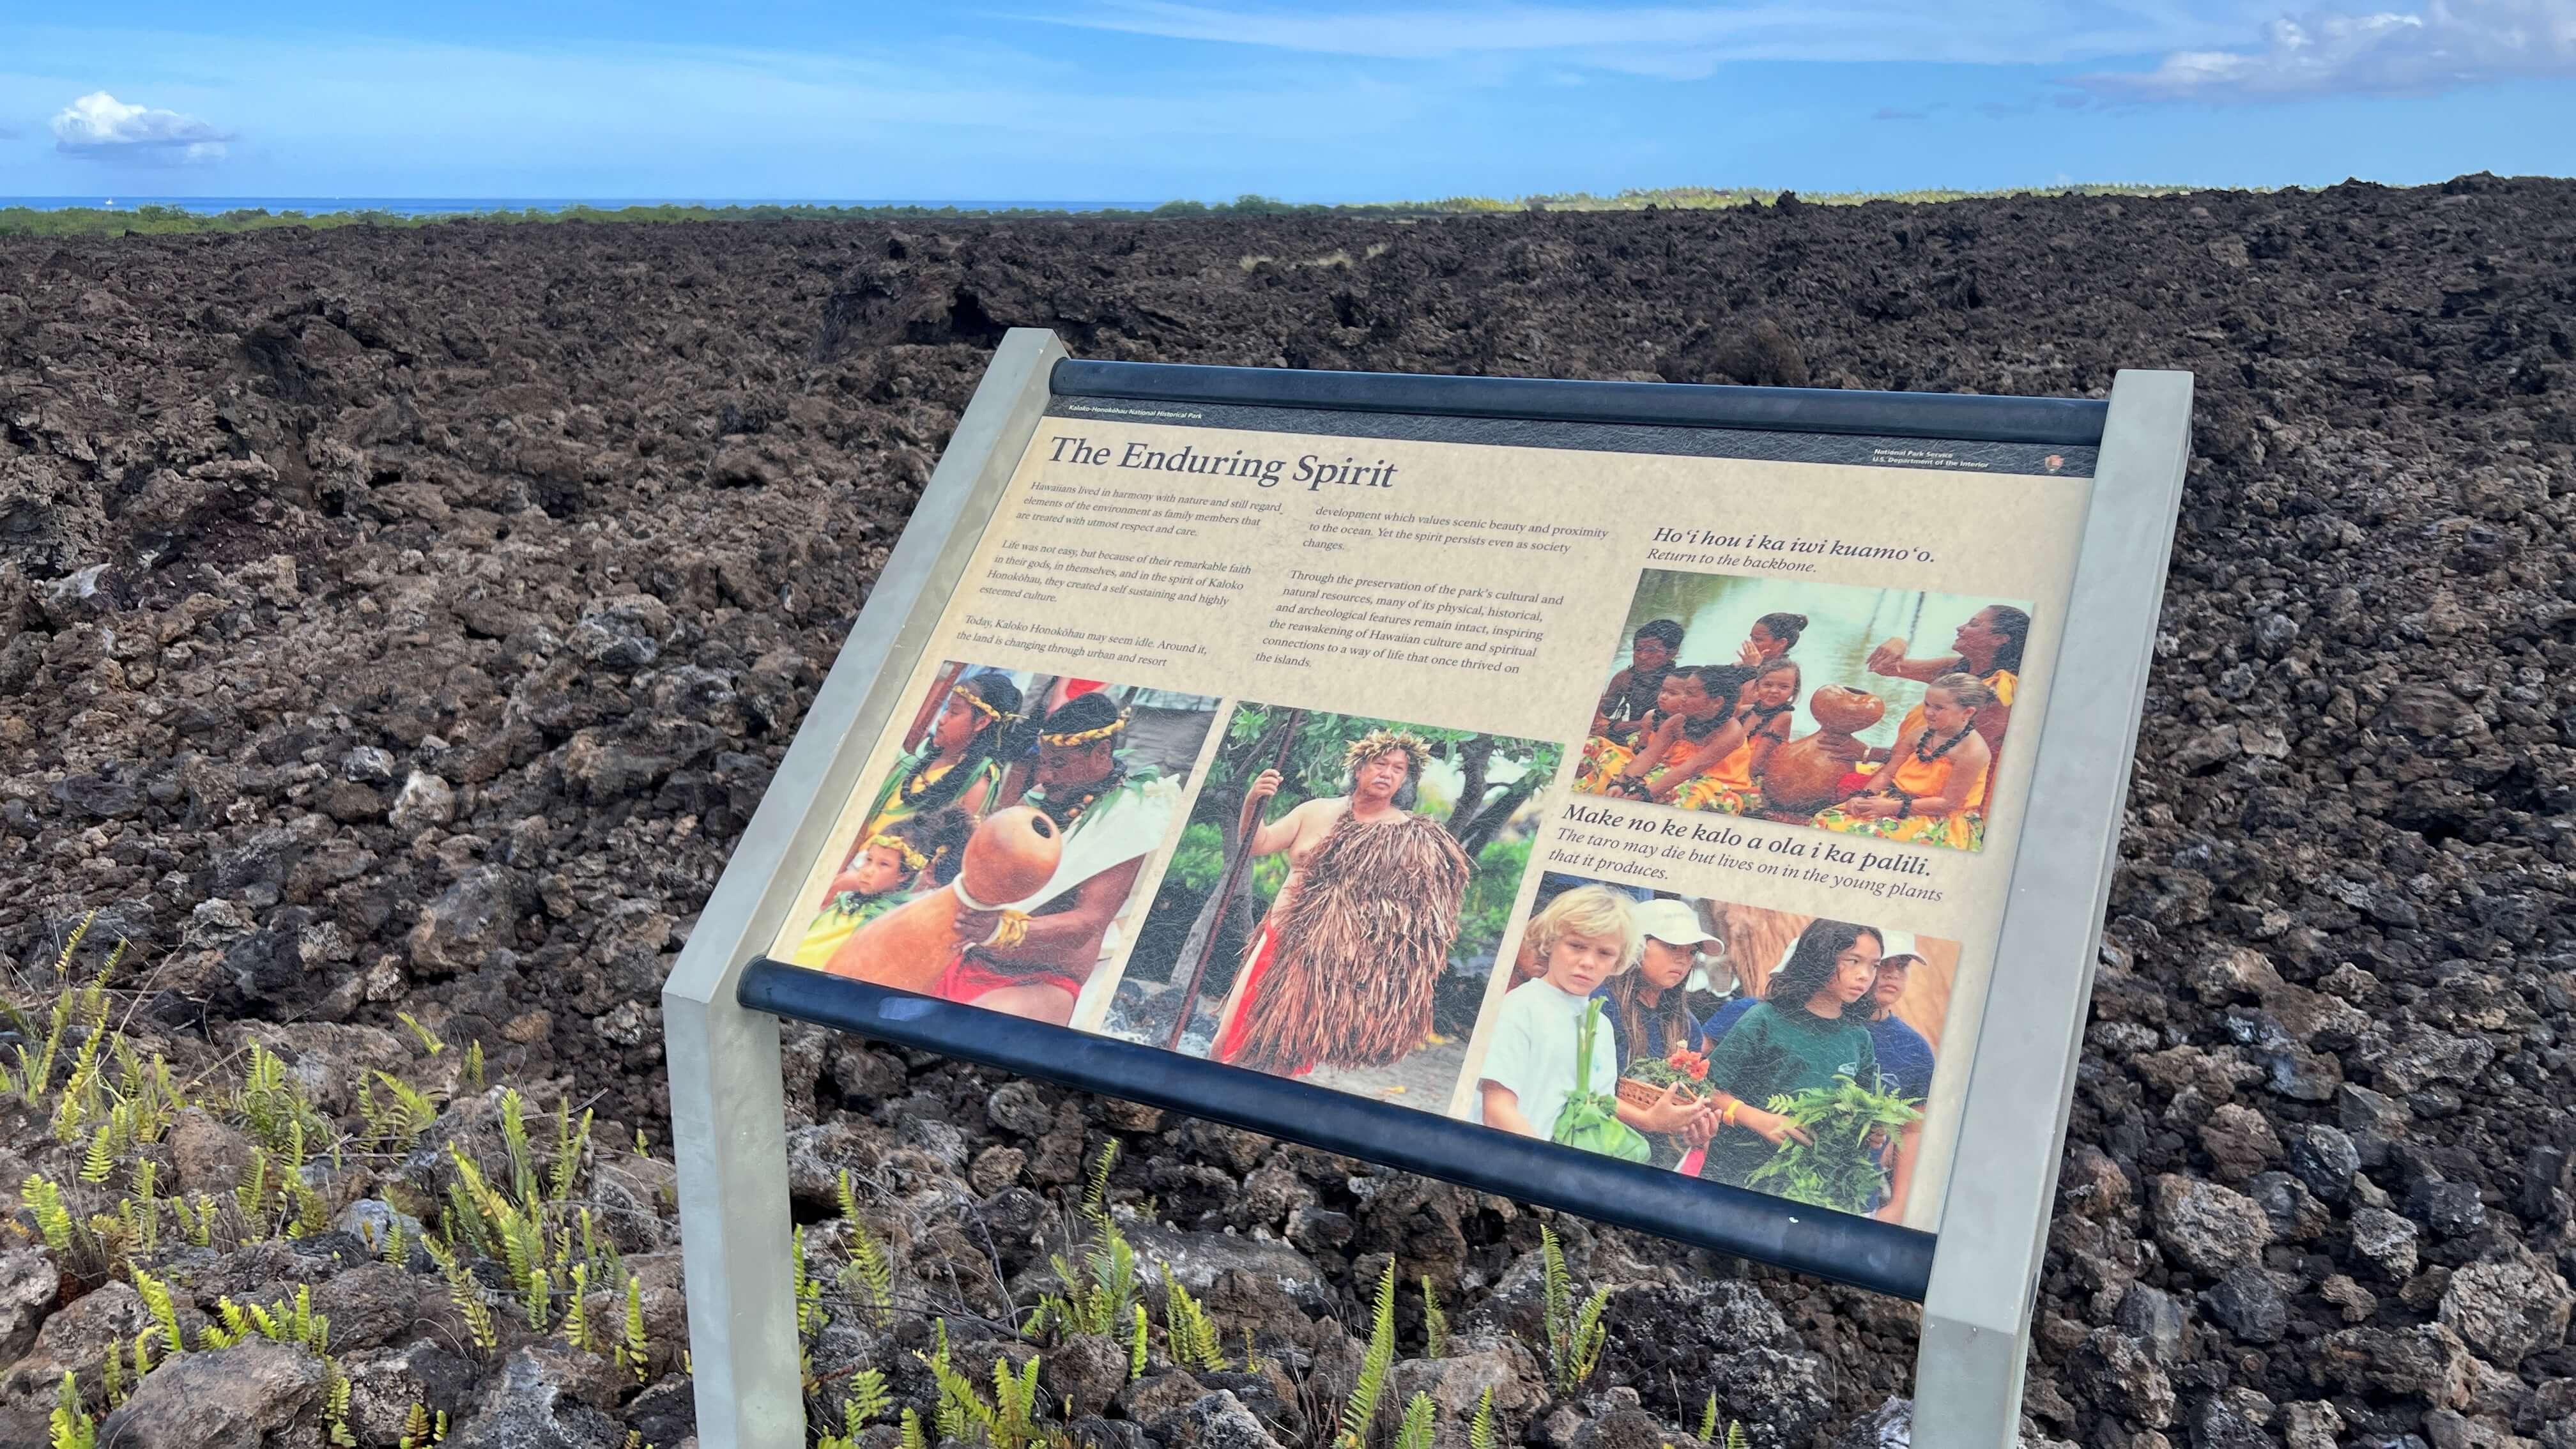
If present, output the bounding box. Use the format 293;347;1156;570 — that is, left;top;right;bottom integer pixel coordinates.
4;13;2572;1449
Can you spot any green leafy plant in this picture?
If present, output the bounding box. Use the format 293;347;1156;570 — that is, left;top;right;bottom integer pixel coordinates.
1549;1002;1650;1162
1420;1275;1448;1359
919;1321;1049;1449
1468;1387;1496;1449
395;1012;446;1055
1337;1262;1398;1449
618;1273;650;1382
1538;1226;1609;1396
1698;1393;1717;1442
1392;1393;1437;1449
1163;1276;1228;1372
1742;1075;1921;1215
1027;1142;1138;1338
835;1169;895;1325
397;1402;449;1448
49;1371;95;1449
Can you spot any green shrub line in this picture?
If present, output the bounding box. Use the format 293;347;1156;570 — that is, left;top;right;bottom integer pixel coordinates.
0;183;2219;238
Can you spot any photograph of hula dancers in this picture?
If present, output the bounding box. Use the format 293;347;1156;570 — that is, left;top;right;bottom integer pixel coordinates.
1101;705;1561;1107
1574;570;2034;852
774;661;1218;1027
1467;873;1956;1222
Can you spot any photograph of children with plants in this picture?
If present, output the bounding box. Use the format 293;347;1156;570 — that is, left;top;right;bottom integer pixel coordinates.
1461;872;1957;1222
1100;703;1561;1109
1575;570;2034;852
771;661;1218;1028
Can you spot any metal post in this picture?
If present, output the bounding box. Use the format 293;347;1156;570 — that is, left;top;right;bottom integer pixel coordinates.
1910;369;2194;1446
665;328;1068;1449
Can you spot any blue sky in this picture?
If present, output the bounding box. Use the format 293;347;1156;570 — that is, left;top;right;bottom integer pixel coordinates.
3;2;2570;201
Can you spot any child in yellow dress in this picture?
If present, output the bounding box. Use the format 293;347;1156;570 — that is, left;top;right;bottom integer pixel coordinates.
1581;666;1741;802
1674;660;1800;815
1811;674;1996;850
783;808;972;969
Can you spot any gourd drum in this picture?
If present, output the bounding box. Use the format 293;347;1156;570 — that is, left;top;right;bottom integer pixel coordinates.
823;807;1063;991
1761;686;1886;815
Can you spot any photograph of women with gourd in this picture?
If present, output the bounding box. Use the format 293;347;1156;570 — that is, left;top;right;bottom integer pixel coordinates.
1101;704;1559;1109
1468;873;1957;1223
774;661;1218;1027
1574;569;2032;852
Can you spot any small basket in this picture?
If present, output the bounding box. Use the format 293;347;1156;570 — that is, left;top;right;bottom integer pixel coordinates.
1615;1077;1671;1109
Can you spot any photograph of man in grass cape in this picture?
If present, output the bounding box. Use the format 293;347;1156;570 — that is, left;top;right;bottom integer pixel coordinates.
1103;704;1559;1107
774;663;1216;1026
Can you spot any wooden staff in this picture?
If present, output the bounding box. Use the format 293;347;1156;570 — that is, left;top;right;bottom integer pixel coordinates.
1165;709;1304;1050
902;660;970;752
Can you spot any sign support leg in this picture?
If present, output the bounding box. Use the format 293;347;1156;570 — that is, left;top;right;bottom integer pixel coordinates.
666;328;1069;1449
1910;369;2193;1447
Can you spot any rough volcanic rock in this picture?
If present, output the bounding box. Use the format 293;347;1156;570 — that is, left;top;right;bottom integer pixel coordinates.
93;1337;329;1448
6;178;2576;1446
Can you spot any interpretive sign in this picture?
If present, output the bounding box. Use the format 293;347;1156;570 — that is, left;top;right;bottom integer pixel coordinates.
666;331;2192;1449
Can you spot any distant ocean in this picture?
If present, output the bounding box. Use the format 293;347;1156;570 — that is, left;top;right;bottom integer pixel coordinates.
1;197;1160;216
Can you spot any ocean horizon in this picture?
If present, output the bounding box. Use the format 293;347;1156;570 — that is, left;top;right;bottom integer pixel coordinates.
1;196;1165;216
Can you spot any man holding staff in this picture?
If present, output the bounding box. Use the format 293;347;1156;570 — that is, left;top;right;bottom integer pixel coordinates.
1209;728;1472;1076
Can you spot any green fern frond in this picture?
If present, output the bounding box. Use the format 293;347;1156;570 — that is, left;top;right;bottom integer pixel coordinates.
79;1125;114;1185
1128;1303;1147;1381
898;1409;927;1449
1468;1387;1495;1449
24;1176;75;1254
1698;1393;1717;1443
845;1368;891;1432
1392;1392;1436;1449
49;1370;96;1449
1420;1275;1448;1359
1163;1276;1227;1372
620;1273;649;1381
132;1268;186;1356
1337;1261;1398;1449
396;1012;446;1055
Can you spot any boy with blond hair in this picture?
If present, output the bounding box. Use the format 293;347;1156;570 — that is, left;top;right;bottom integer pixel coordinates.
1474;885;1642;1138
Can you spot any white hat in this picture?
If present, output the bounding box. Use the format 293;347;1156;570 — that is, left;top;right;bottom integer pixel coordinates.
1634;898;1721;948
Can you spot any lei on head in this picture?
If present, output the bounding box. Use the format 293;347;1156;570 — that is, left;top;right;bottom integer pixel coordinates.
1342;727;1431;779
866;832;928;873
949;683;1003;722
1039;710;1128;747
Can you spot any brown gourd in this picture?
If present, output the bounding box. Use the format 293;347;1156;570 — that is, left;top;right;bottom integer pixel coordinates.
821;806;1062;992
1759;686;1887;815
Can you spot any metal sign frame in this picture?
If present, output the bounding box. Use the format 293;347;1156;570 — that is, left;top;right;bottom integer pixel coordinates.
665;328;2191;1449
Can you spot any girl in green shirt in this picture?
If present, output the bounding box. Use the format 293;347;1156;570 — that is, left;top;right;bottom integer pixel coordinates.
1695;921;1883;1192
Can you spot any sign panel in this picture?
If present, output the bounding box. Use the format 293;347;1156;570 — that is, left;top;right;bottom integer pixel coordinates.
760;390;2094;1232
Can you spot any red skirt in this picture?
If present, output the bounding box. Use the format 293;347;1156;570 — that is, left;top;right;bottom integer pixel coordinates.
1210;923;1315;1077
933;950;1085;1006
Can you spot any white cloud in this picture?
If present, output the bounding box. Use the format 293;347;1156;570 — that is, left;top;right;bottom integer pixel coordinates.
2087;0;2576;98
50;91;231;164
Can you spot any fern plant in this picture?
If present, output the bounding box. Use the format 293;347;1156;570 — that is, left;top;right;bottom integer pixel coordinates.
917;1320;1050;1449
1026;1143;1137;1338
1163;1276;1228;1372
1420;1275;1448;1359
1538;1226;1609;1397
1468;1387;1496;1449
835;1170;895;1325
1392;1393;1437;1449
1337;1262;1398;1449
49;1371;96;1449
